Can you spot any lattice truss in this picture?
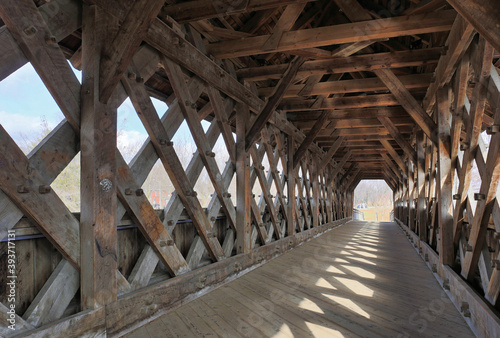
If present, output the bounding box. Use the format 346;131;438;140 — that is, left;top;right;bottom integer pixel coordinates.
0;0;355;332
394;36;500;306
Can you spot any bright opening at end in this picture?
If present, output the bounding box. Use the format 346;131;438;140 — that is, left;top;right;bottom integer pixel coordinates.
353;180;393;221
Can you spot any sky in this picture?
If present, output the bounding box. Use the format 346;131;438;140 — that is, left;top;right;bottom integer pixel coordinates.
0;60;204;158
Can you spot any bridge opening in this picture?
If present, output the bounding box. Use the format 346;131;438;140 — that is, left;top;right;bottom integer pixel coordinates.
353;180;393;221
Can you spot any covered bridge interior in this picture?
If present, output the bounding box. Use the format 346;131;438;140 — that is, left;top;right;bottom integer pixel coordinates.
0;0;500;336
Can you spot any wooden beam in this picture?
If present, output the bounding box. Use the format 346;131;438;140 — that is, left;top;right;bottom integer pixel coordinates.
205;10;456;58
98;0;165;103
245;56;305;151
280;94;403;111
207;87;236;164
328;151;352;184
161;0;316;23
122;79;225;264
236;103;252;253
452;37;494;249
462;90;500;283
317;136;344;174
378;117;417;163
380;139;408;176
261;3;306;51
446;0;500;53
422;15;475;112
293;110;330;167
374;69;438;143
161;58;237;232
258;73;432;98
436;87;454;265
80;4;118;309
416;130;427;241
236;48;442;82
146;19;264;113
0;0;81;131
287;134;296;236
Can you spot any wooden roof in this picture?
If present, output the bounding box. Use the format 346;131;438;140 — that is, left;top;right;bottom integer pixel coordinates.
35;0;495;185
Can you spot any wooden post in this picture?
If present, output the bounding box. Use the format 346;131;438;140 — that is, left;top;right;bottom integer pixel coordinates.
436;87;454;265
408;160;415;231
416;131;427;241
287;134;295;236
236;103;251;253
311;157;320;228
80;4;118;309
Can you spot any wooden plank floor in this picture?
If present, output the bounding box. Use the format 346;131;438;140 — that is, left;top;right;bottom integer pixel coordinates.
123;221;474;337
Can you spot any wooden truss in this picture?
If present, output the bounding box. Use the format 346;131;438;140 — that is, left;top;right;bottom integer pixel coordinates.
0;0;499;336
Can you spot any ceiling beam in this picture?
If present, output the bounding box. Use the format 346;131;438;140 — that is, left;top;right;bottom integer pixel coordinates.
293;109;331;167
236;46;442;81
446;0;500;53
206;9;456;58
161;0;317;24
245;56;305;151
258;73;432;98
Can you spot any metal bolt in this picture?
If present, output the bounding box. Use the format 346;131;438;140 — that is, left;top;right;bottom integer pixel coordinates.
135;189;144;196
128;72;136;80
460;142;470;151
17;185;29;193
45;35;57;47
23;26;37;36
125;188;134;195
172;37;180;45
453;194;461;200
443;279;450;290
464;243;473;252
487;125;500;135
136;76;144;83
431;264;437;273
205;151;215;157
474;193;485;201
39;185;51;194
210;216;216;222
167;220;174;226
223;192;231;198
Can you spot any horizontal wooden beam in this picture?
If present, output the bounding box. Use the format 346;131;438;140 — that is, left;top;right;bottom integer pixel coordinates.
161;0;316;23
237;48;442;81
280;94;409;112
259;73;432;98
206;10;456;58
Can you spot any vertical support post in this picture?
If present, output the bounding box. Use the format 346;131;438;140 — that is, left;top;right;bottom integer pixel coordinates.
402;177;408;225
236;103;251;253
311;157;319;228
80;4;118;309
437;87;454;265
416;131;427;241
287;134;295;236
327;167;334;222
408;160;415;231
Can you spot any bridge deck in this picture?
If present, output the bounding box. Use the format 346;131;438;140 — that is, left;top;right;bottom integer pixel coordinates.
125;221;474;337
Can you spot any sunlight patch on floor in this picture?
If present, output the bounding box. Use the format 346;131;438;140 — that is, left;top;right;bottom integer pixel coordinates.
348;256;376;266
340;265;375;279
272;323;294;337
315;277;338;290
298;298;325;314
323;294;371;319
334;277;374;297
326;265;346;274
333;257;350;264
304;322;345;337
355;251;377;258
